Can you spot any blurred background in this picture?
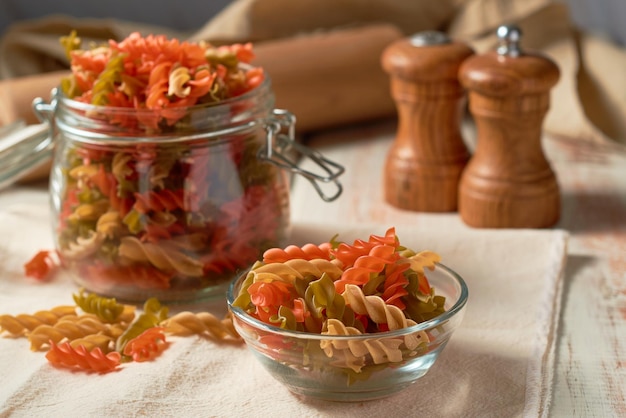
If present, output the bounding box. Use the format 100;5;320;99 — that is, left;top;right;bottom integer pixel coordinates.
1;0;624;147
0;0;624;46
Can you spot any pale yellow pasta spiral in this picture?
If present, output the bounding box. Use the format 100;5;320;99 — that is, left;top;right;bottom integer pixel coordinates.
168;66;191;98
112;153;133;181
252;259;343;283
146;160;174;189
407;250;441;274
54;313;128;337
96;210;124;239
69;334;115;353
28;316;117;351
161;311;241;341
69;163;99;180
321;319;405;370
118;236;204;277
68;164;100;188
342;284;417;331
68;199;110;222
0;306;77;336
60;230;105;260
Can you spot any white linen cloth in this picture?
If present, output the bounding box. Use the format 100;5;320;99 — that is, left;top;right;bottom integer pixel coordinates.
0;198;567;418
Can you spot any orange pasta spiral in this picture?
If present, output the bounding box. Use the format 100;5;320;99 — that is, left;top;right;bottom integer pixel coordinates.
122;327;167;362
0;306;76;336
381;262;411;309
252;259;343;284
133;189;189;214
46;341;121;373
334;244;398;293
263;243;333;264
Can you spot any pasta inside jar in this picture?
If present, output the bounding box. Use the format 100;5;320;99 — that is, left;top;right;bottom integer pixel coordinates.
49;89;291;302
31;32;342;303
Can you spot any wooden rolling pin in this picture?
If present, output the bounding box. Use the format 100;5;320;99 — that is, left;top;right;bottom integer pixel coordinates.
253;23;401;133
0;23;401;183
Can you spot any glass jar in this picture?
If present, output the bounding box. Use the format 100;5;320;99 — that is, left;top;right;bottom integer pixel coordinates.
27;77;343;303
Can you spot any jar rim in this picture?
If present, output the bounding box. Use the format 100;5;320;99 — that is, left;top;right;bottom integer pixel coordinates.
49;72;275;144
54;74;273;115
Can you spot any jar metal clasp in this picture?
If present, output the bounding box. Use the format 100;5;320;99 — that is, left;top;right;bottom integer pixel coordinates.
259;109;344;202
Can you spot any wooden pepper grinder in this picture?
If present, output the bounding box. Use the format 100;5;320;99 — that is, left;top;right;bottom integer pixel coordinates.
458;25;561;228
381;31;474;212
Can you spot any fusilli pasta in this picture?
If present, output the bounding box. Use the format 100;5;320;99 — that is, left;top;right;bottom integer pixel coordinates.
161;311;241;341
0;306;76;336
123;327;167;362
118;236;204;277
46;341;121;373
231;227;447;377
28;316;115;351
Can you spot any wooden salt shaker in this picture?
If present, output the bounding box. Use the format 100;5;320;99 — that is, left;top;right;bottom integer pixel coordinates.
381;31;474;212
458;25;561;228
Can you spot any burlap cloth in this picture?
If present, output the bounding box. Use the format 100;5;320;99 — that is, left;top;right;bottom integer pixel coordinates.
0;0;625;145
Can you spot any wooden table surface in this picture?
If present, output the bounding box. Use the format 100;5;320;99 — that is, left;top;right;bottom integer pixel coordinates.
290;119;626;417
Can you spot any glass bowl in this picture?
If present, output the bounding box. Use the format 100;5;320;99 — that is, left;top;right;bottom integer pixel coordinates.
227;262;468;402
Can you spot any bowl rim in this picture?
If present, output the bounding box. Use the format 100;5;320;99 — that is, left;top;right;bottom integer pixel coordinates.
227;261;468;341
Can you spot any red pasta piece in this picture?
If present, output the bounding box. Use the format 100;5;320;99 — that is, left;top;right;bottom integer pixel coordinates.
46;341;121;373
90;164;118;198
200;183;285;275
24;250;59;281
145;62;171;110
291;298;308;323
368;227;399;247
331;227;398;268
334;244;398;293
381;262;411;309
248;281;295;323
133;189;188;214
186;69;217;99
331;240;376;270
122;327;167;362
418;273;432;296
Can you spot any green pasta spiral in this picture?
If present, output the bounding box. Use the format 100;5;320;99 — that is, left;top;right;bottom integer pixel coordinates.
115;298;169;354
73;289;125;323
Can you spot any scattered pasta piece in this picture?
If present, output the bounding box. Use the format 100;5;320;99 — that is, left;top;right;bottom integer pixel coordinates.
28;316;114;351
123;327;167;362
46;341;121;373
0;306;76;336
69;334;115;353
24;250;60;281
1;290;240;374
72;289;130;323
161;311;241;341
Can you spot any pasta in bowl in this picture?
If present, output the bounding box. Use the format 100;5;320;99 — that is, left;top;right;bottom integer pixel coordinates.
227;227;468;401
